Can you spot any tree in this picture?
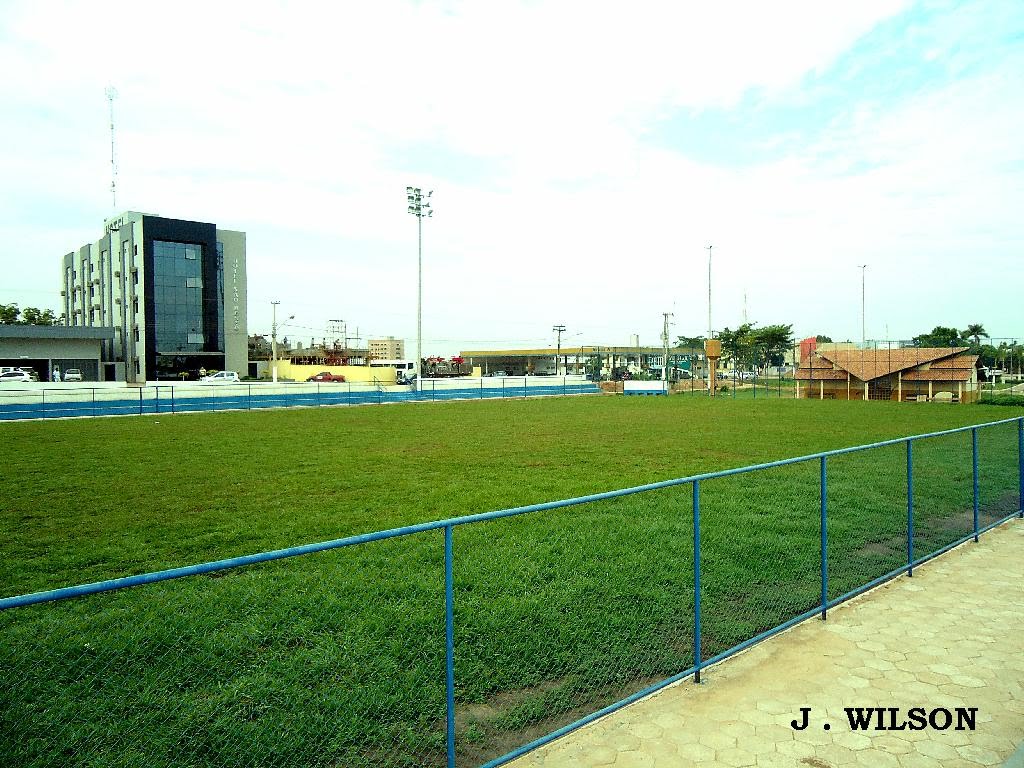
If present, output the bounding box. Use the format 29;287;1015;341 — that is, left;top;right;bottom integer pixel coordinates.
19;307;57;325
962;323;988;348
0;303;58;325
0;303;20;324
718;323;757;369
912;326;964;347
815;334;833;343
716;322;793;371
753;324;795;368
675;335;705;350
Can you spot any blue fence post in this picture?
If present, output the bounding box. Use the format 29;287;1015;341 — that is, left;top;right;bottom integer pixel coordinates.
432;380;436;402
41;388;45;418
247;384;251;411
480;378;483;399
1018;417;1023;518
820;456;828;619
139;388;143;416
972;427;979;542
907;440;914;576
155;387;159;413
92;387;96;416
523;377;527;399
171;386;175;414
444;524;456;768
692;480;702;684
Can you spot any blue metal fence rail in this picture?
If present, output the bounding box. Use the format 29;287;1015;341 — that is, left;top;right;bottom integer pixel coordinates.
2;416;1022;767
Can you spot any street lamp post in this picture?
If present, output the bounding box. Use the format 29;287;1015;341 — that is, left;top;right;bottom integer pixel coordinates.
553;325;566;375
407;186;433;390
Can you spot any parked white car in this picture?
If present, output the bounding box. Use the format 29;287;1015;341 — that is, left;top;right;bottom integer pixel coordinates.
0;370;32;383
63;369;83;382
200;370;240;383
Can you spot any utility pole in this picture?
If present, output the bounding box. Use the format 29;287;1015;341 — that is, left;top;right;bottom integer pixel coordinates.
662;312;674;383
271;301;280;383
407;187;433;389
270;301;293;383
860;264;867;348
553;325;566;375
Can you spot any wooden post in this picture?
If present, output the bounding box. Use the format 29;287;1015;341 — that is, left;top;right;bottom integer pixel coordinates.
704;339;722;398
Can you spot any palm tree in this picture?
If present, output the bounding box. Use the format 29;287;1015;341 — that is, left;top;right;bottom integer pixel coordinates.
963;323;988;348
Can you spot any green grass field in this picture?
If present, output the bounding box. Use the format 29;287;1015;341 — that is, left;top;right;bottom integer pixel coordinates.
1;396;1021;767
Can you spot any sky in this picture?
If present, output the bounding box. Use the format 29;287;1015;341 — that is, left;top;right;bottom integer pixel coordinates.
1;0;1021;356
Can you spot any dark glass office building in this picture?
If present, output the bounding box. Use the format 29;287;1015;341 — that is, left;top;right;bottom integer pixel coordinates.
62;212;247;381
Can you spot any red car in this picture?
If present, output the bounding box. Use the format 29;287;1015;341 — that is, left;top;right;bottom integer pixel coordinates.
306;371;346;382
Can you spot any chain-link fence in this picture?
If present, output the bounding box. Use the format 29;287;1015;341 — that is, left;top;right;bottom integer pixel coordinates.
0;377;600;422
668;369;798;399
1;534;449;767
2;418;1021;767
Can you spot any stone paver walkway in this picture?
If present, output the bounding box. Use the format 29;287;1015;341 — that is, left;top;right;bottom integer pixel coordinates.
512;518;1024;768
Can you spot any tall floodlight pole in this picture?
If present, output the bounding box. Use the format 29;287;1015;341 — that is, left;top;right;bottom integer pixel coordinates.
553;325;566;375
706;245;713;338
706;244;715;391
859;264;867;347
105;86;118;209
407;187;433;389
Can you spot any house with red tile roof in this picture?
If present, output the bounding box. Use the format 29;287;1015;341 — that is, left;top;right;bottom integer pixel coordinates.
794;347;980;402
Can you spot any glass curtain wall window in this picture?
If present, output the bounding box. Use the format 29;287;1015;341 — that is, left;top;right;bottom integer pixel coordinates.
153;241;206;354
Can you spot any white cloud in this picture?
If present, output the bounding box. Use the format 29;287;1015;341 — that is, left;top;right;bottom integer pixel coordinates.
1;0;1020;352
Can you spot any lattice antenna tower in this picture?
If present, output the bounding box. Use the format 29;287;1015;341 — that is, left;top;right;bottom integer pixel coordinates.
105;86;118;209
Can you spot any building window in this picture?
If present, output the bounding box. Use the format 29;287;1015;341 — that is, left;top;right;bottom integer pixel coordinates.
152;239;219;356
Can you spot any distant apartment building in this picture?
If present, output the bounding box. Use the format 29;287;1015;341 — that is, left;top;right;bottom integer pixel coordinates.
61;212;247;381
369;336;405;360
